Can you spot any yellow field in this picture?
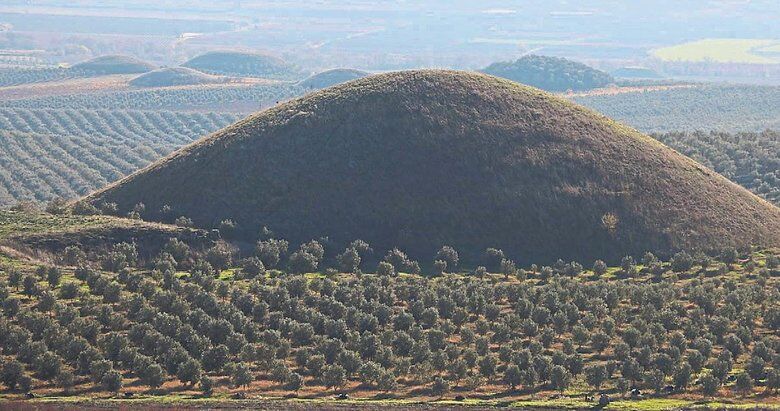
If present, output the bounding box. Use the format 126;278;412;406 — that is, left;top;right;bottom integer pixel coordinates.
651;38;780;64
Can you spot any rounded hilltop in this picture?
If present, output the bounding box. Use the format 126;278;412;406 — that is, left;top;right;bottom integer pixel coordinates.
181;50;300;79
71;55;157;75
481;55;614;92
84;70;780;264
129;67;227;88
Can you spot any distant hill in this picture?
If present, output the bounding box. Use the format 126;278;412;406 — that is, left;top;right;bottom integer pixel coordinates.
182;51;300;79
612;66;662;79
71;55;156;75
129;67;227;88
298;68;370;89
481;55;614;92
84;70;780;264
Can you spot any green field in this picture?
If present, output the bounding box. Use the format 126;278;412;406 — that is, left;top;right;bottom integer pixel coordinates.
651;39;780;64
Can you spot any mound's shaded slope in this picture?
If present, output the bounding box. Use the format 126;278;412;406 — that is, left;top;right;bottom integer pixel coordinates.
129;67;226;87
482;55;613;92
85;70;780;264
182;51;298;79
71;55;156;75
299;68;370;89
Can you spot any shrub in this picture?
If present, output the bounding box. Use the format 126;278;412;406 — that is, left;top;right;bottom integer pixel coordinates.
337;248;361;273
45;198;69;215
431;375;450;397
200;375;214;396
321;364;346;391
288;251;318;274
585;364;607;390
1;359;25;390
206;243;233;271
101;369;123;392
435;246;459;271
670;251;694;272
240;257;265;278
141;364;165;389
432;260;447;276
56;370;75;393
285;372;304;392
500;364;522;390
256;239;289;268
175;216;194;227
163;238;191;263
231;363;253;388
376;261;396;277
62;246;87;266
735;372;753;396
700;373;720;397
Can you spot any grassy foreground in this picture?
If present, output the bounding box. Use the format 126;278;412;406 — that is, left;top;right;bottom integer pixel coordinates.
2;393;779;410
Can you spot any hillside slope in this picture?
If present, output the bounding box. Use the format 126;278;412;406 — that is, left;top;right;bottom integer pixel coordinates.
84;70;780;264
299;68;370;89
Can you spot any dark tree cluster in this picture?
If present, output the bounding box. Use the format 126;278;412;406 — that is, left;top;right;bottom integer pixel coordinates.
482;55;614;92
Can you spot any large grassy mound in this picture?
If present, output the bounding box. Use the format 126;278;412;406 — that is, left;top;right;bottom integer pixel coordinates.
482;55;613;92
84;70;780;264
129;67;226;88
71;55;156;75
298;68;370;89
181;51;299;79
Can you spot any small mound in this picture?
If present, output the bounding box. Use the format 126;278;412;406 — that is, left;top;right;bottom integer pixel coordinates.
182;51;299;79
298;68;370;89
71;55;156;75
482;55;613;92
0;210;213;260
612;66;662;79
129;67;226;88
84;70;780;264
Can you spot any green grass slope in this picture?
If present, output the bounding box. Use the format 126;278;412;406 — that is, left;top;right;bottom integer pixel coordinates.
70;55;156;75
298;68;370;89
83;70;780;264
0;210;211;259
129;67;227;88
181;51;300;80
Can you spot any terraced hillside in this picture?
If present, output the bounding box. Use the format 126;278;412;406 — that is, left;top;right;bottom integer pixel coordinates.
0;109;240;206
0;83;302;112
0;67;91;88
571;84;780;133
